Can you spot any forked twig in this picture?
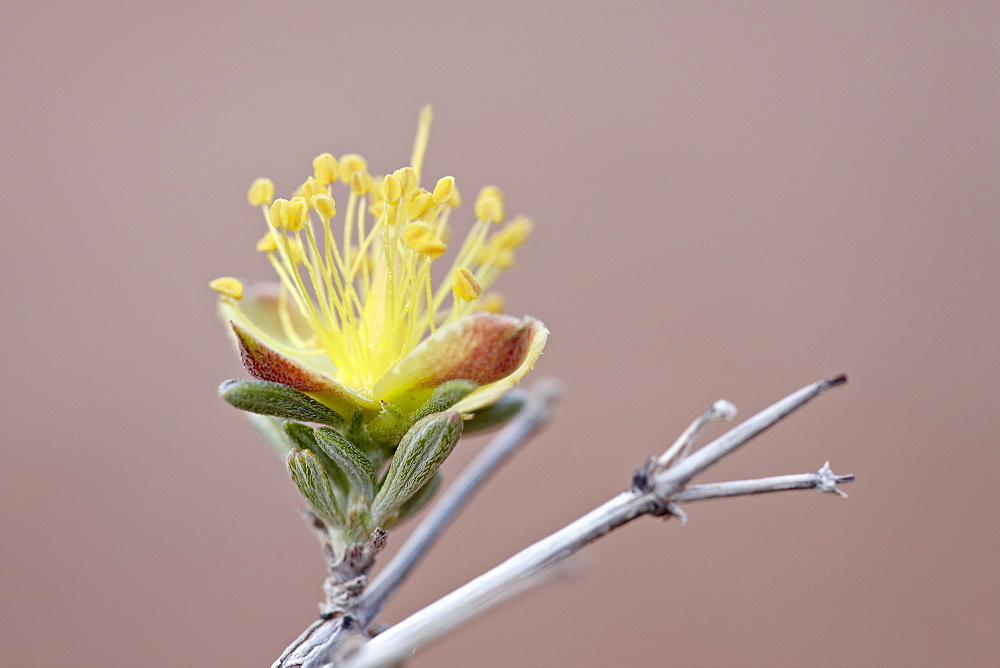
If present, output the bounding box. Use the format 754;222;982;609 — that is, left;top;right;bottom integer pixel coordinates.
345;376;852;667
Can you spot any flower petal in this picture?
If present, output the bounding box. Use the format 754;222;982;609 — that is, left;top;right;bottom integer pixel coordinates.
452;319;547;414
230;322;378;415
373;313;547;412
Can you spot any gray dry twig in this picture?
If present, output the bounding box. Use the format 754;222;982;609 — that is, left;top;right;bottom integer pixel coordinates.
345;375;852;667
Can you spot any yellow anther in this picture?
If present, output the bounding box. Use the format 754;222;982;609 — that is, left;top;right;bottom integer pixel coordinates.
491;216;533;250
474;186;505;223
268;198;290;228
393;167;418;193
402;222;432;248
412;236;447;259
447;184;461;208
408;191;434;220
432;176;455;204
311;193;337;220
493;248;515;270
247;178;275;207
350;171;373;196
294;176;326;202
312;153;339;185
339;153;368;184
382;174;402;204
479;185;503;200
256;231;278;252
452;267;482;302
472;246;491;266
480;292;505;313
209;276;244;300
285;196;309;231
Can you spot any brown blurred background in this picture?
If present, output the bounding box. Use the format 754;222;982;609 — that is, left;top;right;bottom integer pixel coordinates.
3;2;997;666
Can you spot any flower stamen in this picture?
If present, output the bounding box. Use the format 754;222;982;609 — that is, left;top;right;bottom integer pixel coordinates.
217;106;537;396
210;277;244;300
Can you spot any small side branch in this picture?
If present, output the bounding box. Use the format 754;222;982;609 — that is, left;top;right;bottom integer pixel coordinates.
647;375;846;500
345;376;851;667
675;463;854;503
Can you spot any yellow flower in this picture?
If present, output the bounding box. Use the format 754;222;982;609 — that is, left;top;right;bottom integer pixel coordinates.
212;106;546;419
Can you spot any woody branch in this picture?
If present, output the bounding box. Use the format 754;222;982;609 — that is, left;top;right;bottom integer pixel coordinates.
345;375;852;667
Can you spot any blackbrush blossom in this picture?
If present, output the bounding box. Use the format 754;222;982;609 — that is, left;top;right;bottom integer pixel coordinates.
211;107;546;421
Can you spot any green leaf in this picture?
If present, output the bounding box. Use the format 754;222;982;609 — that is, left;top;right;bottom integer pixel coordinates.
283;422;350;496
346;409;374;453
287;449;345;528
219;379;345;427
366;401;408;450
313;427;377;501
461;389;526;433
244;413;293;458
412;380;479;422
388;471;442;528
372;411;463;523
282;420;318;450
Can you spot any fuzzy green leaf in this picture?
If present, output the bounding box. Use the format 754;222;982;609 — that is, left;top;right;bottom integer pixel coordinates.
412;380;479;422
388;472;442;528
345;410;374;453
287;449;345;528
219;379;345;427
282;420;319;450
283;422;350;496
373;411;463;522
366;401;408;450
313;427;377;501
